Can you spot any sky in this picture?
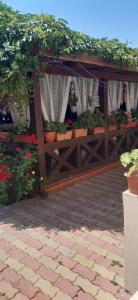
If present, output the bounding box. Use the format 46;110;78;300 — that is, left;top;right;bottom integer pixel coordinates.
3;0;138;48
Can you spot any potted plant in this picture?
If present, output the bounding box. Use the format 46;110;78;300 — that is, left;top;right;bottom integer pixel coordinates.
120;149;138;195
72;113;90;138
69;96;78;113
92;111;106;135
13;122;29;142
43;121;57;143
113;109;128;129
56;122;72;141
125;110;137;128
107;115;118;132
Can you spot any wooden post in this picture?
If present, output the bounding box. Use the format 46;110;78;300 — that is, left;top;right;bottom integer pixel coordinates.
33;74;46;178
99;79;109;159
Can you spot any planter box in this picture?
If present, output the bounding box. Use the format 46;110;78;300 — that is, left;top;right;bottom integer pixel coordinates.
123;190;138;294
56;130;72;141
125;121;137;129
93;127;105;135
73;128;88;138
44;132;56;143
0;132;9;140
14;135;28;143
108;125;117;132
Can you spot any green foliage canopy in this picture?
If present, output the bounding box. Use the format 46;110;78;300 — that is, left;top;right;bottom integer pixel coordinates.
0;1;138;106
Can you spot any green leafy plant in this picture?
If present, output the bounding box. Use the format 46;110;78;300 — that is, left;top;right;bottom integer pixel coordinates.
0;1;137;113
92;111;106;127
112;109;128;128
56;122;67;133
131;109;138;121
0;142;39;203
120;149;138;175
44;121;57;132
72;112;92;129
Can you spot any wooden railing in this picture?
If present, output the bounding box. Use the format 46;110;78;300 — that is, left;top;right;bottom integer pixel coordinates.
0;127;138;186
44;127;138;186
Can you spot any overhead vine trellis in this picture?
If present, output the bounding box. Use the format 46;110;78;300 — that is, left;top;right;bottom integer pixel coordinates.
0;1;138;109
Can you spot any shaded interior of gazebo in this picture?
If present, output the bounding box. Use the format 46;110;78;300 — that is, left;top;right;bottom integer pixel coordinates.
30;51;138;191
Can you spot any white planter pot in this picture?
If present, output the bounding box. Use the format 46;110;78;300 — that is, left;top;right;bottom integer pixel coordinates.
71;106;77;113
123;190;138;294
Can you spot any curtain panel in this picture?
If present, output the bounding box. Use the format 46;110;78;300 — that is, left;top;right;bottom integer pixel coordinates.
40;74;99;122
108;81;123;114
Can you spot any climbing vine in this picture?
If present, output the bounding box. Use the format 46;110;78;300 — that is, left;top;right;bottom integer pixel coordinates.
0;1;138;107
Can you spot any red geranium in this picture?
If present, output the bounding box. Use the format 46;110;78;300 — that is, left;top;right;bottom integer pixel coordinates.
16;147;22;152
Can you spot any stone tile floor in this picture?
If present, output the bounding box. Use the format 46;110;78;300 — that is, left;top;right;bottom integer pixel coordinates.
0;167;131;299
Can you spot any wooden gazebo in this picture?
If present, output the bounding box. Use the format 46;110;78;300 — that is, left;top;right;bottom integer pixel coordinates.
31;51;138;191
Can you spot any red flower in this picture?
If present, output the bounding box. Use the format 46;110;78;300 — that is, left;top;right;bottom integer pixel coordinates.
0;172;13;182
25;152;32;159
16;147;22;152
25;134;39;145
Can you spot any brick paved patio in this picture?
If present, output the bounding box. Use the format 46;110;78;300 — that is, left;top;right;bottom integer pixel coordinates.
0;167;131;299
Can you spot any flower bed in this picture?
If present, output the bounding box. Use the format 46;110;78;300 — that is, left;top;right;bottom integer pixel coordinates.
0;135;42;204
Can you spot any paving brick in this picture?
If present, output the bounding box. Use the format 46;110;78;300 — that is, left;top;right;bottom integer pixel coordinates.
2;268;22;284
57;245;75;258
13;294;29;300
72;243;92;258
107;252;124;266
53;291;73;300
56;253;77;269
10;246;26;260
5;257;24;272
74;276;99;296
18;266;40;284
22;255;41;271
73;253;94;269
55;265;78;282
24;246;41;259
0;249;9;262
12;239;28;251
0;262;8;272
39;255;58;270
94;275;119;294
14;278;39;298
114;274;124;288
0;279;18;299
75;290;96;300
73;264;97;281
35;278;59;297
41;245;59;258
54;275;79;297
32;292;51;300
92;263;116;281
37;265;59;283
96;289;118;300
0;238;12;251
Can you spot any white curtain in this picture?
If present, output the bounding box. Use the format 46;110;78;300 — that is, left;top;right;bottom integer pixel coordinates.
108;81;123;114
40;74;72;122
126;82;138;112
10;104;30;128
73;77;99;115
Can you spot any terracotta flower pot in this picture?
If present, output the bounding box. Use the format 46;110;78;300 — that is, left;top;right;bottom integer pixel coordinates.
125;121;137;128
14;135;28;143
0;132;10;140
93;127;105;135
56;130;72;141
125;173;138;195
44;132;56;143
108;125;117;132
73;128;88;138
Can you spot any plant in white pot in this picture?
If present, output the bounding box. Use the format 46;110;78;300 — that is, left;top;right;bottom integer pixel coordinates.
120;149;138;195
69;96;78;113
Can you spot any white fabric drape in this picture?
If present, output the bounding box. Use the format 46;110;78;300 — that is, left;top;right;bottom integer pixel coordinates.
40;74;72;122
108;81;123;114
10;104;30;127
126;82;138;112
73;77;99;115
